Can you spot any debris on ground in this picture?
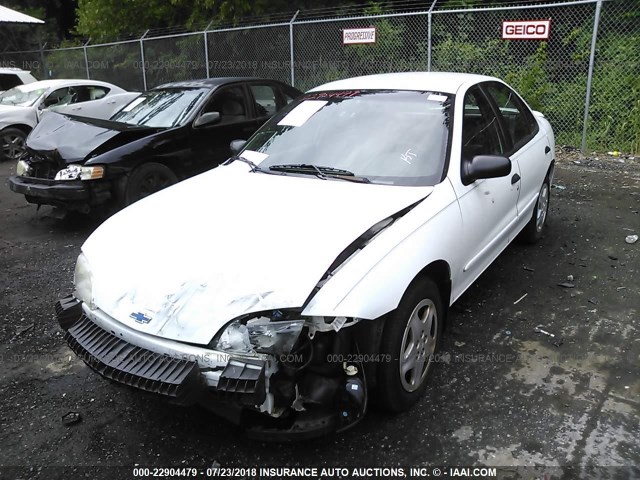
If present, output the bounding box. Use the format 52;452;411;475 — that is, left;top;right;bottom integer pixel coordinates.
552;184;567;190
523;266;535;272
588;298;599;305
534;325;564;347
625;235;638;244
567;275;574;282
62;412;81;426
534;325;555;337
13;323;34;338
454;341;466;348
557;282;575;288
513;293;528;305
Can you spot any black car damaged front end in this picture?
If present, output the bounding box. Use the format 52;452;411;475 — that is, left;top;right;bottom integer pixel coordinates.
7;113;162;212
9;154;114;212
55;295;373;440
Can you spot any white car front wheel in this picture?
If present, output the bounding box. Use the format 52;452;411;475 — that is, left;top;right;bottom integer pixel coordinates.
0;128;26;162
377;277;443;412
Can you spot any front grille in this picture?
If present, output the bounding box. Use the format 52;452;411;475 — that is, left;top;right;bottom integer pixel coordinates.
23;151;62;179
64;314;201;402
29;160;57;179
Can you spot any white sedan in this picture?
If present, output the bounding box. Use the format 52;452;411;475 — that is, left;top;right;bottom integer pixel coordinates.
55;72;554;439
0;79;138;161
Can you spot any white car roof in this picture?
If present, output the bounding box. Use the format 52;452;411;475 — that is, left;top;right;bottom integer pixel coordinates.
13;79;122;91
310;72;499;95
0;67;30;73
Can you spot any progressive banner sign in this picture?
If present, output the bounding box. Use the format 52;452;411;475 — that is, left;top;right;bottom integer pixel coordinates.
343;27;376;45
502;19;551;40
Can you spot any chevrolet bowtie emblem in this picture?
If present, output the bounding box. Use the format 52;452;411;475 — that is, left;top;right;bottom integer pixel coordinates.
129;312;152;324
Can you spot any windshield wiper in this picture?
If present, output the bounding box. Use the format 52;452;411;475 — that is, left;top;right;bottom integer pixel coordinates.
224;155;283;175
268;164;370;183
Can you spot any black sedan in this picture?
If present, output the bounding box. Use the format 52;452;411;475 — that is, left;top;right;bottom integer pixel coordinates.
8;77;301;212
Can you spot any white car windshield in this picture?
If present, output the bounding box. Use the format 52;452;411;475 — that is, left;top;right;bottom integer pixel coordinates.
243;90;453;186
0;85;47;107
111;87;208;128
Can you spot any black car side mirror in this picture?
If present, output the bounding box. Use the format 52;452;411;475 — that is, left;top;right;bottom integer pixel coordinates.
462;155;512;185
230;139;247;155
194;111;221;128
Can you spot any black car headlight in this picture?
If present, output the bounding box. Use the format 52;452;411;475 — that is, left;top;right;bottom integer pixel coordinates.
16;159;31;176
55;164;105;181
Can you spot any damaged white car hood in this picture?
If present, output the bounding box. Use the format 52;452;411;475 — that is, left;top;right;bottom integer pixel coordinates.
83;163;433;345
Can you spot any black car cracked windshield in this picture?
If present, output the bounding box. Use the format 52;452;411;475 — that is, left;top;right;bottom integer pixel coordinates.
9;77;302;213
111;87;208;128
240;90;453;186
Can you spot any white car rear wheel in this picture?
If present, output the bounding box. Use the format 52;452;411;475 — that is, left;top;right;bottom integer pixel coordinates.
521;176;551;244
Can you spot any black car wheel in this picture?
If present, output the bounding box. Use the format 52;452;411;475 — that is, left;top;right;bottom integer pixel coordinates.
1;128;26;162
124;163;178;206
376;277;443;412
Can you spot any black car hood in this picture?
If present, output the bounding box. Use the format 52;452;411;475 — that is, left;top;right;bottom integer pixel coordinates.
26;112;163;164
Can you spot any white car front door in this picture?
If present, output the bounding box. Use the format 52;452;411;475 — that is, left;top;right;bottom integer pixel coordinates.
450;86;520;299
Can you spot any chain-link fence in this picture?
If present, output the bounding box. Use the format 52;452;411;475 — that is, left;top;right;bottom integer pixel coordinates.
207;24;292;83
431;2;599;147
1;0;638;152
294;13;429;91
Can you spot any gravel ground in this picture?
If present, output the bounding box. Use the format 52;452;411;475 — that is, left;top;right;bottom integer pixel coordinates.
0;151;638;479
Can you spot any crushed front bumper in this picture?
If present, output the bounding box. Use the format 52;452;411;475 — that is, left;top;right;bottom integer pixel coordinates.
9;175;112;210
55;296;367;440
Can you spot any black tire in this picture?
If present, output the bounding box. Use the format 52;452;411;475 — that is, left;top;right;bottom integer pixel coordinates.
123;162;178;207
377;277;444;412
0;127;27;162
520;175;551;244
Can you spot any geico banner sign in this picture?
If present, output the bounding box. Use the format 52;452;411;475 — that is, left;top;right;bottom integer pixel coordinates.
502;20;551;40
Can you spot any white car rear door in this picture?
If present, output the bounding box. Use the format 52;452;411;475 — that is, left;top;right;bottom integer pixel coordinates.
482;82;552;234
54;85;139;120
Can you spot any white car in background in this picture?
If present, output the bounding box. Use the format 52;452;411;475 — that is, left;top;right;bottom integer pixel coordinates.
56;72;555;439
0;79;139;161
0;68;38;93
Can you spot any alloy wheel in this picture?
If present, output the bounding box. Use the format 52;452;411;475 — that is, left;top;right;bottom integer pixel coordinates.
399;298;438;392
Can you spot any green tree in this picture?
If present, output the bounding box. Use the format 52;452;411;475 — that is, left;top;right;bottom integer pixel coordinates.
75;0;354;40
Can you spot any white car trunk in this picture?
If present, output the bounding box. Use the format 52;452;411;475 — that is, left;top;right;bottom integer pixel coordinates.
83;163;433;345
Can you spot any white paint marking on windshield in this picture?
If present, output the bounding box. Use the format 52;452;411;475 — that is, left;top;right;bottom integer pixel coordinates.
277;100;327;127
427;94;447;102
400;149;416;164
